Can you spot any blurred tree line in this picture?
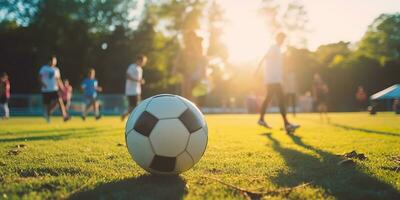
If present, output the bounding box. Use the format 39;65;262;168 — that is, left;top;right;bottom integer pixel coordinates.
284;13;400;111
0;0;399;111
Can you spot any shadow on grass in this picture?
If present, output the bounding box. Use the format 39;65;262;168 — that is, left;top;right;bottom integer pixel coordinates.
329;123;400;137
262;133;400;199
0;128;112;143
68;174;187;200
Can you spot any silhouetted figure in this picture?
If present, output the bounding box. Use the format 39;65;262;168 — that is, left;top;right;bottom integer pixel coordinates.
355;86;367;111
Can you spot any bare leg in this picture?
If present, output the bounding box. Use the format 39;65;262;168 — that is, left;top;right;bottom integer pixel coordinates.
4;102;9;118
0;103;9;119
276;85;289;125
259;87;274;122
82;101;94;118
57;97;68;118
93;101;100;117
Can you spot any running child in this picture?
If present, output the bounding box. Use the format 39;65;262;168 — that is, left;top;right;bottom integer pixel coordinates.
81;68;102;120
60;79;73;112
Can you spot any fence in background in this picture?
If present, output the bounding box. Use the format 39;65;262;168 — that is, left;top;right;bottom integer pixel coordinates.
3;94;311;116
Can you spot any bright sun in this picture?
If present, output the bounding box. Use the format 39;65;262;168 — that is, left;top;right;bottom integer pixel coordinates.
219;0;273;63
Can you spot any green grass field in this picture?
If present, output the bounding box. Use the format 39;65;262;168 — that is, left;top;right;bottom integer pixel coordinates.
0;113;399;199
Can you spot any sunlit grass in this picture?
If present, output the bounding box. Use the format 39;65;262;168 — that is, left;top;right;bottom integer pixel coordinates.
0;113;399;199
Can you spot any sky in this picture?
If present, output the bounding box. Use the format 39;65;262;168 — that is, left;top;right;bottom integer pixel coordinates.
217;0;400;62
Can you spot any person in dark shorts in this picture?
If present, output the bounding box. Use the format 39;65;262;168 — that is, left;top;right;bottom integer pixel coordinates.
38;56;70;123
81;68;102;120
0;72;10;119
312;73;329;122
121;55;147;121
255;32;299;133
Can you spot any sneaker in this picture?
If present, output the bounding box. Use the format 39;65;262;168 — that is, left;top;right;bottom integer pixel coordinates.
258;120;272;129
95;114;102;120
285;123;300;134
63;115;71;122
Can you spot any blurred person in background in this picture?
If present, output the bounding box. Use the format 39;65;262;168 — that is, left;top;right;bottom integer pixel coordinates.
38;56;70;123
60;79;73;112
0;72;10;119
255;32;299;133
121;55;147;121
393;99;400;114
81;68;102;120
312;73;329;122
355;86;367;111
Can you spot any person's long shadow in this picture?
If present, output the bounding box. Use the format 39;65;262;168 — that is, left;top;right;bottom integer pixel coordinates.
263;133;400;199
329;123;400;137
68;174;187;200
0;128;114;143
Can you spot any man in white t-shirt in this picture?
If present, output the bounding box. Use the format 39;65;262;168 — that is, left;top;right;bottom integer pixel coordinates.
38;56;70;122
121;55;147;121
255;33;299;133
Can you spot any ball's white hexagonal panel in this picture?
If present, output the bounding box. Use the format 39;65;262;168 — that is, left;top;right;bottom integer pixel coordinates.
176;96;206;127
126;130;155;171
149;119;190;157
146;95;187;119
186;128;208;163
175;151;194;173
125;97;152;134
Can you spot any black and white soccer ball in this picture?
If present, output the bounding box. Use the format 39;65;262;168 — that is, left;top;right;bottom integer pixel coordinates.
125;94;208;174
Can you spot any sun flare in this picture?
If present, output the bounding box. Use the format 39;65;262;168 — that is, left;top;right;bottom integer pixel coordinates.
219;0;273;63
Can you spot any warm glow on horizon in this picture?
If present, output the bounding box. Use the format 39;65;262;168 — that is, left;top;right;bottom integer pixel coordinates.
216;0;400;63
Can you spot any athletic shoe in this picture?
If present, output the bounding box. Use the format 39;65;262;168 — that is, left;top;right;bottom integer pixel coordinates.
285;123;300;134
63;115;71;122
258;120;272;129
95;114;102;120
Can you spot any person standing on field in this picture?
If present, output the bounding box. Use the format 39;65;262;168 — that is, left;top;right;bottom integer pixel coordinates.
0;73;10;119
255;32;299;133
312;73;329;122
38;56;70;123
121;55;147;121
355;86;367;111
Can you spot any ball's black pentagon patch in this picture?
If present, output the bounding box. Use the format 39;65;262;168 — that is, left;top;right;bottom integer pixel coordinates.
150;155;176;172
134;111;158;137
179;108;202;133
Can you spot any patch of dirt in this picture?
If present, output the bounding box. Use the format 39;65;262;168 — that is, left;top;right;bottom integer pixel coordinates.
342;150;367;160
337;150;367;166
205;168;224;174
7;144;27;156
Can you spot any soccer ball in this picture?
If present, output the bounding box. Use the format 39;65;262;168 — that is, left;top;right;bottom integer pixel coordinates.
125;94;208;174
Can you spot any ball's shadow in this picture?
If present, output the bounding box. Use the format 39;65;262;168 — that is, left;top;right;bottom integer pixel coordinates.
69;174;187;200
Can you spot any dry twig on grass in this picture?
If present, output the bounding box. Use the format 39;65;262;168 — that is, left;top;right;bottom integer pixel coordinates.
200;175;312;200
